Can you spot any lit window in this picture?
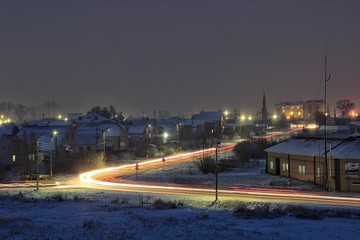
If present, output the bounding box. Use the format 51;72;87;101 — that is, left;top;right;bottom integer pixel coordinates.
282;163;289;172
270;161;274;170
298;165;306;174
12;155;16;162
316;167;320;177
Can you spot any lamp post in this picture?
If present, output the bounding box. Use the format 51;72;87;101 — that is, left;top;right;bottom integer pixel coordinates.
50;130;58;179
103;131;106;161
36;139;40;191
215;141;221;202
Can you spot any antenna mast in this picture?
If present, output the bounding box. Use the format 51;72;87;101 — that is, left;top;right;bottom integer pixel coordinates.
324;52;331;187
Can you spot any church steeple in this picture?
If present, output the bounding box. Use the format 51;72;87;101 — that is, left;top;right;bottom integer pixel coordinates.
261;91;267;122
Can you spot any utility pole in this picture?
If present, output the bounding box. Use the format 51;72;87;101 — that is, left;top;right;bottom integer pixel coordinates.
36;139;40;191
215;141;221;202
50;130;57;179
324;54;331;189
103;130;106;161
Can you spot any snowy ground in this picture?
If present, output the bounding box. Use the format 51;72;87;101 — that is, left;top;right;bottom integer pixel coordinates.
1;158;360;239
1;188;360;240
125;158;323;192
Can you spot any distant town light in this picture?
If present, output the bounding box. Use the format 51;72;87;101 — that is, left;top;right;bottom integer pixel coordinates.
64;117;68;121
58;114;62;119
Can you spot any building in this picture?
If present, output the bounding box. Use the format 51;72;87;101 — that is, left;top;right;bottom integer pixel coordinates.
191;111;225;134
275;100;325;121
350;122;360;135
261;92;267;122
266;136;360;192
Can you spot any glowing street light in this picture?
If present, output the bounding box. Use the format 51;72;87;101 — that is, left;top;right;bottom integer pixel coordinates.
50;130;58;179
163;132;169;144
215;141;221;202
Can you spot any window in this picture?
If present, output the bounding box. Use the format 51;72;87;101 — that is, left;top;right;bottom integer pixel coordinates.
86;146;91;152
270;161;274;170
298;165;306;175
79;146;83;152
120;142;125;147
282;163;289;172
316;167;321;177
29;154;35;161
12;155;16;162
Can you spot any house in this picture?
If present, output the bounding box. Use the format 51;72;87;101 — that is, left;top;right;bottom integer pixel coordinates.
191;111;225;134
265;136;360;192
18;120;71;159
127;125;150;149
350;122;360;135
0;134;28;173
62;113;127;154
71;122;127;153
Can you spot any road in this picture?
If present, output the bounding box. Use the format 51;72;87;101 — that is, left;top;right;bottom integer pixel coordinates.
80;140;360;207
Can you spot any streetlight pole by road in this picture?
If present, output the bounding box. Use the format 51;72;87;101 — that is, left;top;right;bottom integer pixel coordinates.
36;139;40;191
215;141;221;202
50;130;58;179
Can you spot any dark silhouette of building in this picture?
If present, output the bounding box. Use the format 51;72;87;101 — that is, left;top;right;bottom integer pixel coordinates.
261;91;268;122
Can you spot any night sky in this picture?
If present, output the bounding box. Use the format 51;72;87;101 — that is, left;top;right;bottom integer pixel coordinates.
1;0;360;117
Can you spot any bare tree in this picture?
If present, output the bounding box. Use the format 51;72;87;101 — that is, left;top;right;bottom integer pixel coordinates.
12;103;30;122
336;99;355;118
44;101;61;118
28;105;43;120
0;102;13;116
158;110;170;120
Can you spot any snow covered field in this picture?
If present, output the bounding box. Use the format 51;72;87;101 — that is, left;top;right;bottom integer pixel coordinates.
1;188;360;240
1;157;360;240
125;159;322;192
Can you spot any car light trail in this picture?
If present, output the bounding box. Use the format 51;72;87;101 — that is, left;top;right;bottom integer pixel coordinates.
80;130;360;207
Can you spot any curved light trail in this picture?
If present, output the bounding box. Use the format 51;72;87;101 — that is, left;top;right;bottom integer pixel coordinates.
80;129;360;207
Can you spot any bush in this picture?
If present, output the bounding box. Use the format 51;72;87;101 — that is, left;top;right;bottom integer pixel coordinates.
83;219;102;229
286;205;324;220
233;202;285;219
152;199;181;210
194;156;215;174
50;192;67;202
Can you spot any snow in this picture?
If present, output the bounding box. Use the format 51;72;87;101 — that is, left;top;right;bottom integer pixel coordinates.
266;137;360;159
1;158;360;239
1;189;360;240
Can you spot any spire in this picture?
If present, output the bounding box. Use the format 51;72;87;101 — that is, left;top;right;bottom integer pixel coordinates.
262;91;267;122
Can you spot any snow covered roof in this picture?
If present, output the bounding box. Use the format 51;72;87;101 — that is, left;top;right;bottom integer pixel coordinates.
350;121;360;127
127;125;147;135
25;119;72;127
75;122;125;144
318;125;349;132
192;111;223;122
266;137;360;159
0;124;17;136
183;119;204;126
77;113;110;123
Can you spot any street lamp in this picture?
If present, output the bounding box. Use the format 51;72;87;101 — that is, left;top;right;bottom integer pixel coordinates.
215;141;221;202
163;132;169;144
103;130;107;161
50;130;58;179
